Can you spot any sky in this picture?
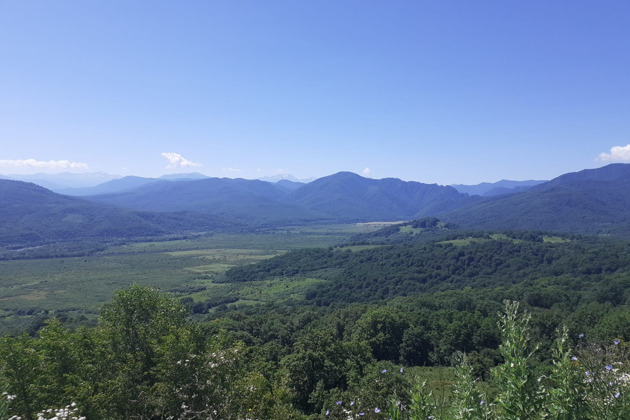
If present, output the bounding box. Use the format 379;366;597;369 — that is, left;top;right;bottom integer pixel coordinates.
1;1;629;185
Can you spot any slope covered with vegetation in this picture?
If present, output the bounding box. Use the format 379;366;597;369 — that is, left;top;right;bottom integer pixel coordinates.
0;180;245;257
445;164;630;237
1;285;629;419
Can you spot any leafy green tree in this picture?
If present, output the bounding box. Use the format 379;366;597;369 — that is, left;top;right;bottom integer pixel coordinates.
97;284;191;418
400;325;432;366
0;333;42;419
353;308;409;362
281;328;373;413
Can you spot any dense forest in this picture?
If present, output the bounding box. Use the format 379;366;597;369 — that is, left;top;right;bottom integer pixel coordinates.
2;226;630;418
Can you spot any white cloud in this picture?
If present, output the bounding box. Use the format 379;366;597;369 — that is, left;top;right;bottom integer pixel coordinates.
222;167;241;173
0;158;89;170
161;152;201;169
363;167;371;176
598;144;630;162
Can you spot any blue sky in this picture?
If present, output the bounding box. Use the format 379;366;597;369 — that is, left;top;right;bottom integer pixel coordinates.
1;1;629;185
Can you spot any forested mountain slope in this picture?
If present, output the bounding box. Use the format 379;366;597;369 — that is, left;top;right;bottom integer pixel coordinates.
281;171;473;220
83;172;476;224
0;180;167;247
0;180;241;250
84;177;325;224
445;164;630;237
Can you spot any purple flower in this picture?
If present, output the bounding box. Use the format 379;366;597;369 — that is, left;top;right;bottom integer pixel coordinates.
610;381;615;386
336;401;342;405
359;413;365;416
579;334;584;338
381;369;387;373
480;400;485;405
375;407;381;413
571;356;578;361
616;392;621;398
326;410;329;415
350;401;355;406
586;371;591;376
400;367;404;373
614;340;620;345
606;365;613;371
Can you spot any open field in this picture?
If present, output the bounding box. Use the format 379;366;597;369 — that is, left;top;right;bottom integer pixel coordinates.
0;225;377;333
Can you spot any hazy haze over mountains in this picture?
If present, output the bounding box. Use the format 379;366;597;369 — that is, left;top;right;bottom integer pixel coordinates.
1;171;546;197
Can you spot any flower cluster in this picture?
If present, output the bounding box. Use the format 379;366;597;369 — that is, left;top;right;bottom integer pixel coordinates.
324;366;404;418
7;403;85;420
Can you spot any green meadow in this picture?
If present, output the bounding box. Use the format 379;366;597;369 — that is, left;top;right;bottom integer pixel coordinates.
0;226;373;333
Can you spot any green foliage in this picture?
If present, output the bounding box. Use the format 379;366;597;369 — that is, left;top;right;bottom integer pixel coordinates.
491;301;541;419
225;231;630;306
393;301;630;419
0;285;302;419
353;308;409;362
451;354;490;420
541;326;588;419
3;228;630;419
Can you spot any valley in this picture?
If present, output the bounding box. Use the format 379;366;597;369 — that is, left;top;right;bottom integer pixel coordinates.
2;165;630;419
0;225;371;334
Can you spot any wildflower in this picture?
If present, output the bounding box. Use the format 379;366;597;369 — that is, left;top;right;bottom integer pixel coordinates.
480;400;485;405
616;392;621;398
382;369;387;373
614;340;620;345
337;401;342;405
571;356;578;361
579;334;584;338
326;410;329;415
359;413;365;416
375;407;381;413
610;381;615;386
400;367;403;373
586;371;590;376
350;401;355;406
606;365;613;371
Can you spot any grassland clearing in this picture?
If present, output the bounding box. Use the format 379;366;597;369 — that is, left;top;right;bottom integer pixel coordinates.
0;226;374;333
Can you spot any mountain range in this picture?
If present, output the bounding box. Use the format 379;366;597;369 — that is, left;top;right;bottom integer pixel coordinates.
451;179;547;197
1;171;541;196
80;172;472;225
1;164;629;252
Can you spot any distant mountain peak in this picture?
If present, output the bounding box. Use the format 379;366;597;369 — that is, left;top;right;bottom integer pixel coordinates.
159;172;208;180
451;179;547;197
259;173;313;183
